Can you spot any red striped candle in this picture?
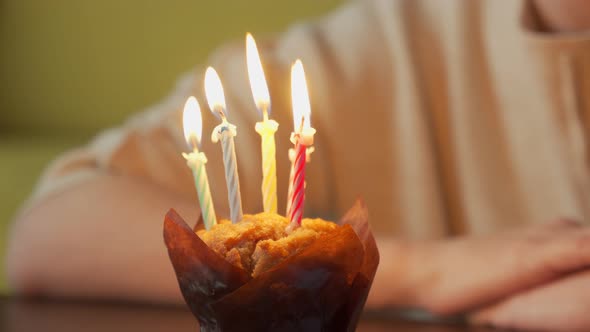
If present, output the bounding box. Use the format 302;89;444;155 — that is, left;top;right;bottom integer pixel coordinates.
288;139;307;226
287;60;316;231
285;146;314;216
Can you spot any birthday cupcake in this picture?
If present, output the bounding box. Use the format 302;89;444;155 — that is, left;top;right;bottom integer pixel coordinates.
163;34;379;331
164;199;379;332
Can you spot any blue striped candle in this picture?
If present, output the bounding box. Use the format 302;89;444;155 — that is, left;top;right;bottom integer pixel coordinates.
205;67;244;224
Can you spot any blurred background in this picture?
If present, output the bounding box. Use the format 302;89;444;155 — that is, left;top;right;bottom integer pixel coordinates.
0;0;343;291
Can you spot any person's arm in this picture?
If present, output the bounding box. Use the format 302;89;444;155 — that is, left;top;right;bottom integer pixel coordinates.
6;174;195;304
369;219;590;316
470;268;590;331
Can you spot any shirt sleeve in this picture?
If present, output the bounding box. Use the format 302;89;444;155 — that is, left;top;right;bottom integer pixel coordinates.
24;70;205;212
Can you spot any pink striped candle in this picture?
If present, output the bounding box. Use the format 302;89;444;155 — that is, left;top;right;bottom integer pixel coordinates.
288;139;307;227
285;146;314;216
287;60;316;231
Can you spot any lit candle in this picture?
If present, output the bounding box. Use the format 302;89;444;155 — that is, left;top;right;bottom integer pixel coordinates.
204;67;244;224
287;60;316;230
181;96;217;230
246;33;279;214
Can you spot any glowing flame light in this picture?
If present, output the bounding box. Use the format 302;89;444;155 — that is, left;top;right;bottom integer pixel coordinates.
182;96;203;149
204;67;227;119
246;33;270;115
290;59;311;132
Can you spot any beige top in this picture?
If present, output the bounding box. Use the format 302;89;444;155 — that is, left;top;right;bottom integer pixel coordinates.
28;0;590;239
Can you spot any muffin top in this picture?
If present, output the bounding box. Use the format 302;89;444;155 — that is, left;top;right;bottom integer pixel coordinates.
197;213;337;277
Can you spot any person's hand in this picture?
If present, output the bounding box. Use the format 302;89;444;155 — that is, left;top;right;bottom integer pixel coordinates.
369;219;590;329
470;269;590;331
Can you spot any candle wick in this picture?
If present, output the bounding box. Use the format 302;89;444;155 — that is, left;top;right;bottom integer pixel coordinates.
215;106;227;122
262;108;269;122
189;134;200;152
298;117;304;133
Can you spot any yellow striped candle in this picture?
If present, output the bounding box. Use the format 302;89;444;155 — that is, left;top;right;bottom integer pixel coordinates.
181;96;217;230
255;119;278;213
246;33;279;213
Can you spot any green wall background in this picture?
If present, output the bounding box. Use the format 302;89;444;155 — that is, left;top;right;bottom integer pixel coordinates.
0;0;343;291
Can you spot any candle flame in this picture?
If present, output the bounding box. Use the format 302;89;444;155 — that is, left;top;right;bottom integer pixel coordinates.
246;33;271;116
182;96;203;149
290;59;311;131
204;67;227;119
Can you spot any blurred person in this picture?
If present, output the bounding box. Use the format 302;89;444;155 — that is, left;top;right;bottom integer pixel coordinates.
7;0;590;330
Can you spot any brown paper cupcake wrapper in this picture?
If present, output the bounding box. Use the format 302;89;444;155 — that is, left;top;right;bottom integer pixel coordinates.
163;199;379;332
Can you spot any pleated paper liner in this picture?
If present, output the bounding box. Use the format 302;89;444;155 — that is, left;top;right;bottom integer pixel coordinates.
164;199;380;332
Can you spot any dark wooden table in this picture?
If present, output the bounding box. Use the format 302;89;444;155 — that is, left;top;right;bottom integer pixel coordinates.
1;297;498;331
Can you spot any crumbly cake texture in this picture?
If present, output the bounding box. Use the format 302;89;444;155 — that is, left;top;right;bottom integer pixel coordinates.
197;213;338;277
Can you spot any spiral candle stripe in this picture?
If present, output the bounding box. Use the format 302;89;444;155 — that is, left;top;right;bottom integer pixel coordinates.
256;120;279;214
261;133;277;213
192;161;217;230
184;151;217;230
288;142;307;227
218;124;243;224
286;146;314;216
285;149;296;216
